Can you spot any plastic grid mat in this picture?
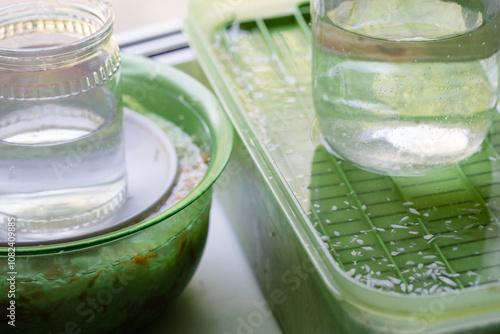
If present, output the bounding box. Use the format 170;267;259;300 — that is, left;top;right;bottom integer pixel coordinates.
212;3;500;295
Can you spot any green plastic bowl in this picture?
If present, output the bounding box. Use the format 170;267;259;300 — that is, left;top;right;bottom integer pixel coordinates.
0;55;233;334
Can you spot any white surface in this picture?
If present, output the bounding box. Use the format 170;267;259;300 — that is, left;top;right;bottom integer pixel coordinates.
144;190;283;334
108;0;188;33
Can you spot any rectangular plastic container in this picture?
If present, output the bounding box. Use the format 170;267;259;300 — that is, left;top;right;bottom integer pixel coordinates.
185;1;500;333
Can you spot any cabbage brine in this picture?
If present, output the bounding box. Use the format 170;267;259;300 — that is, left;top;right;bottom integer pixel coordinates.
312;0;500;175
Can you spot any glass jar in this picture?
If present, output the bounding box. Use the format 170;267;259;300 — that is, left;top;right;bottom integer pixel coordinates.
312;0;500;176
0;0;127;238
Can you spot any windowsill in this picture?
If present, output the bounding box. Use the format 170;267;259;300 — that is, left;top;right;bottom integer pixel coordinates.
108;0;188;33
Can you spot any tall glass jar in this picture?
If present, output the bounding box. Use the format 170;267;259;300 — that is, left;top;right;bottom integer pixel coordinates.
312;0;500;176
0;0;127;238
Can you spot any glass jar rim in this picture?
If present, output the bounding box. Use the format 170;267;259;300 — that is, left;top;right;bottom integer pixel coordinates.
0;0;114;59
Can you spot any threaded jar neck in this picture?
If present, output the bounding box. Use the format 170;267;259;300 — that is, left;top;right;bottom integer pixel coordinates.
0;0;115;64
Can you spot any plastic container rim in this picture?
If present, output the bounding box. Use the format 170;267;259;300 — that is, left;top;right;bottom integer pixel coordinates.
184;0;500;319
